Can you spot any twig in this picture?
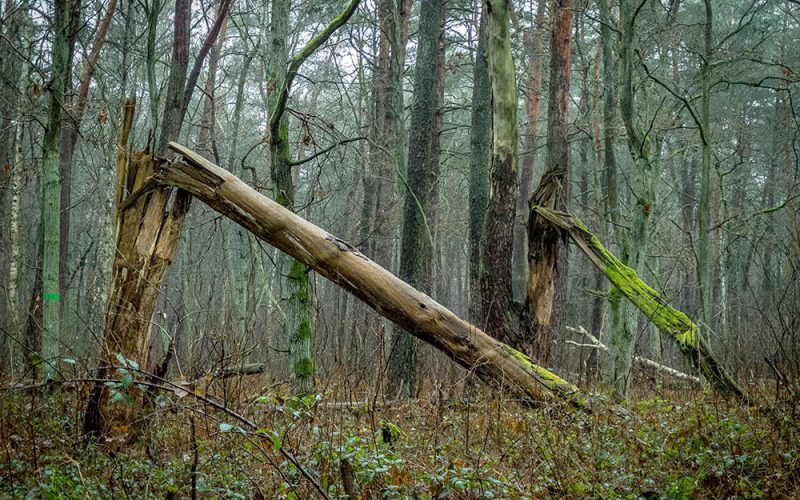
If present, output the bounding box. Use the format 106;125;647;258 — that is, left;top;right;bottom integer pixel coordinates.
288;136;367;167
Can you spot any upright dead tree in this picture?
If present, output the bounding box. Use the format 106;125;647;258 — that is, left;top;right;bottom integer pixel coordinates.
524;0;574;366
83;0;232;439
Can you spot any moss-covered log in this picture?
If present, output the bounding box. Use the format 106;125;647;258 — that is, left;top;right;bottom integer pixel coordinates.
533;207;745;398
155;143;585;407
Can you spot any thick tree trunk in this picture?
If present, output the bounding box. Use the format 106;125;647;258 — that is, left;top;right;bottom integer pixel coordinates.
56;0;82;327
480;0;519;347
525;0;574;366
156;143;585;406
388;0;444;400
39;0;72;379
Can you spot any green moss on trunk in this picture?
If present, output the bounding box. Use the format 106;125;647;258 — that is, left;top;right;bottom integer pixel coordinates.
534;207;745;399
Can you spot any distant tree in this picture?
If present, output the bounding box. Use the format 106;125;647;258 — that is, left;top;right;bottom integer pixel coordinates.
468;6;490;323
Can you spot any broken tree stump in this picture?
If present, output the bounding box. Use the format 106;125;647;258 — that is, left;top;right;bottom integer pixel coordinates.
84;100;192;439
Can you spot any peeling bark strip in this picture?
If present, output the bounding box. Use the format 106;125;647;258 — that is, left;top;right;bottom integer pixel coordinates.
159;143;584;406
533;207;745;398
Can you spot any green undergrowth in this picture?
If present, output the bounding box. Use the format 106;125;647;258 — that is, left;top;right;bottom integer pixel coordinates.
1;386;798;498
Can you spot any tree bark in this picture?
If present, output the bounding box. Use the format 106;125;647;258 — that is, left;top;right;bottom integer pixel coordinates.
467;5;491;325
56;0;82;327
388;0;445;400
39;0;72;379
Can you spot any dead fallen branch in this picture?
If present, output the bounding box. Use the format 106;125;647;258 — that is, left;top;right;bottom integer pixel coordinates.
565;326;700;384
213;362;265;379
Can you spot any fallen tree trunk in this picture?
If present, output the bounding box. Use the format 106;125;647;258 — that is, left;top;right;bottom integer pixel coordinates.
565;326;701;384
533;207;745;398
153;143;584;407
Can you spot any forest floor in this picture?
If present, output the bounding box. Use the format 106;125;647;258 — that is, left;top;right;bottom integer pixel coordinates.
0;378;798;499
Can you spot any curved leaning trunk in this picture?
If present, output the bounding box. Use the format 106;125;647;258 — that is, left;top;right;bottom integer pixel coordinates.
157;143;585;407
532;207;745;399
